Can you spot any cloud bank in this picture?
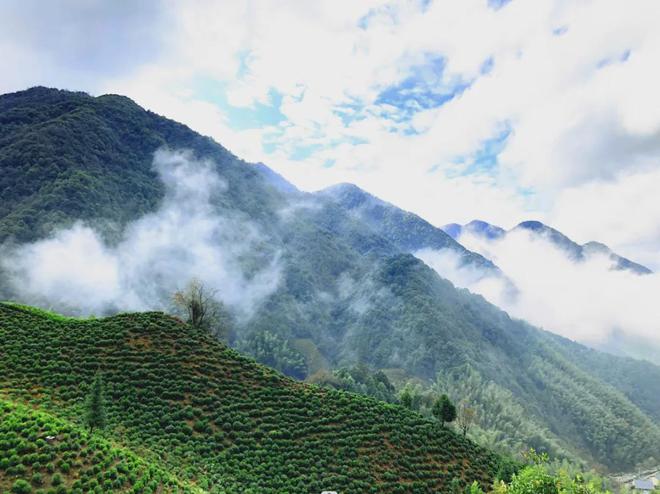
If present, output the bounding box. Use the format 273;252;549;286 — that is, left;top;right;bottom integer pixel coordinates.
1;149;281;319
416;229;660;362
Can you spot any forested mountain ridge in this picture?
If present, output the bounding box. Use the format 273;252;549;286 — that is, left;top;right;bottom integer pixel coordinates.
1;87;660;472
319;183;500;274
444;219;652;275
0;303;509;493
0;86;285;245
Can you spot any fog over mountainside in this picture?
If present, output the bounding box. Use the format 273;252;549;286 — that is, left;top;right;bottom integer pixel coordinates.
431;220;660;364
445;220;651;274
2;149;282;319
1;87;660;471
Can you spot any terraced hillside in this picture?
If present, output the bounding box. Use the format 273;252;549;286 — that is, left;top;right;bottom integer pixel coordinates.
0;303;511;493
0;400;198;493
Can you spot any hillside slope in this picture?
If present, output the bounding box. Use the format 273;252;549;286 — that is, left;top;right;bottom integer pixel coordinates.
1;87;660;472
0;304;508;493
0;86;284;244
332;255;660;469
0;400;198;493
319;183;502;275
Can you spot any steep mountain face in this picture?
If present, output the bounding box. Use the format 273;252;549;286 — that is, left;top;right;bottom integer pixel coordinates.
0;86;285;246
444;219;652;275
320;183;501;275
2;87;660;472
0;304;508;493
335;254;660;468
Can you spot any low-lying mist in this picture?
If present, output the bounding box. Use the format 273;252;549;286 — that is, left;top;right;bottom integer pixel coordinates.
1;149;281;320
416;229;660;363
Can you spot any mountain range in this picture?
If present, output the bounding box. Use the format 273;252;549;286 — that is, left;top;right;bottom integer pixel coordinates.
1;87;659;472
443;220;652;275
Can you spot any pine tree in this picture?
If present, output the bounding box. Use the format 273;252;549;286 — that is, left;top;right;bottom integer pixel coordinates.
400;388;413;409
432;394;456;427
85;373;106;433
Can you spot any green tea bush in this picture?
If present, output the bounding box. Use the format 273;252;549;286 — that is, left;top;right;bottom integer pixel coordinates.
0;304;512;493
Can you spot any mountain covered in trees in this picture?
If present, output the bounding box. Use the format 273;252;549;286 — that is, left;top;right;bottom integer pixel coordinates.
318;183;501;275
1;87;660;473
0;303;511;493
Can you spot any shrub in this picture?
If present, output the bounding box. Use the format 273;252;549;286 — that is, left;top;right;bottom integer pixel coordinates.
51;473;63;486
31;472;44;486
11;479;32;494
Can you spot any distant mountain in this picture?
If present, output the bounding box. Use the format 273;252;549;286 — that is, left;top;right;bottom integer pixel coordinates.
253;161;299;194
444;219;652;275
320;183;501;275
2;87;660;471
443;219;660;367
444;220;506;241
581;241;652;274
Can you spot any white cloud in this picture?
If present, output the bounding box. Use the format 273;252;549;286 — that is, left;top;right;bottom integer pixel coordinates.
0;0;170;93
2;149;281;319
550;169;660;271
418;228;660;363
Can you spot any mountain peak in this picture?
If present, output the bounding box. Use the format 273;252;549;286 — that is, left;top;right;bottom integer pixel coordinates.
466;220;506;239
513;221;585;260
442;223;463;239
320;182;376;208
582;241;652;274
512;222;652;273
515;220;547;232
442;220;505;240
582;241;610;253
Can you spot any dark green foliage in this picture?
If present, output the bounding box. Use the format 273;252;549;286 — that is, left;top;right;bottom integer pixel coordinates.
309;364;398;404
0;401;194;493
433;394;457;427
0;304;509;493
344;255;660;470
85;373;106;432
432;366;572;461
400;388;414;410
0;87;284;246
11;479;32;494
238;330;306;379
